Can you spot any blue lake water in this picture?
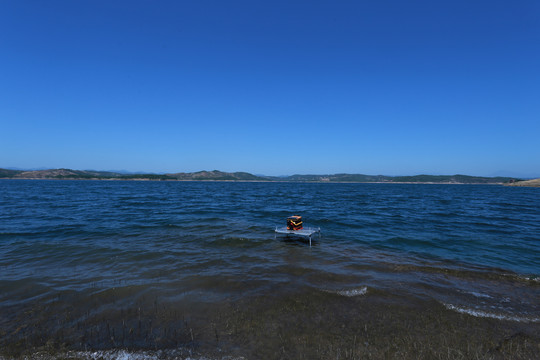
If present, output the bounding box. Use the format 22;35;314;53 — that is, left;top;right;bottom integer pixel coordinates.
0;180;539;356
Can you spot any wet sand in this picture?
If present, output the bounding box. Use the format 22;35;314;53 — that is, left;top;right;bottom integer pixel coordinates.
2;287;539;359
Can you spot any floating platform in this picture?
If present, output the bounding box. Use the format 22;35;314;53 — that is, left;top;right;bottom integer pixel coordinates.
274;226;321;246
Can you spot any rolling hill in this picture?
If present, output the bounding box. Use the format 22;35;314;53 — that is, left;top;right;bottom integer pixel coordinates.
0;168;520;184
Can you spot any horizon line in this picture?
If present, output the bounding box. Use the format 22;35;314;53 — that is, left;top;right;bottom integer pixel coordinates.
2;167;535;179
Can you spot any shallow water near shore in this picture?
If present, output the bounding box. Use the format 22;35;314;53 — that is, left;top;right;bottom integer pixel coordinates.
1;180;539;359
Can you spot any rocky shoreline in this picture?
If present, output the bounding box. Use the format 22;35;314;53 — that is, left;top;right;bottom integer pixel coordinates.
506;178;540;188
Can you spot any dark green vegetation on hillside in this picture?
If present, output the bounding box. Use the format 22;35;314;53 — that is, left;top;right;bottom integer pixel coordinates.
285;173;519;184
167;170;262;181
0;168;520;184
0;168;23;178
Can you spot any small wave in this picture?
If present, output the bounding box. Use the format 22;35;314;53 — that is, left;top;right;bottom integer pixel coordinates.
207;236;262;249
459;290;492;299
387;236;442;249
443;303;540;323
338;287;368;297
13;349;246;360
520;275;540;283
324;286;368;297
84;350;157;360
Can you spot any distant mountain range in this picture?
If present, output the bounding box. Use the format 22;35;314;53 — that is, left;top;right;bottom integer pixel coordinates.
0;168;266;181
0;168;530;184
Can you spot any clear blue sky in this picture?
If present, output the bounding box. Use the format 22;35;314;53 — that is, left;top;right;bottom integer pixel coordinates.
1;1;539;177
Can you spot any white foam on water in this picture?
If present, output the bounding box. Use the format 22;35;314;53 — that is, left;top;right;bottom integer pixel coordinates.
443;303;540;323
14;350;246;360
523;275;540;283
468;291;492;299
335;286;368;297
457;289;493;299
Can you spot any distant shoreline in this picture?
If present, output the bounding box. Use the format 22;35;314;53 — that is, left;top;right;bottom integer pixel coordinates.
505;178;540;188
0;178;512;185
1;167;535;185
